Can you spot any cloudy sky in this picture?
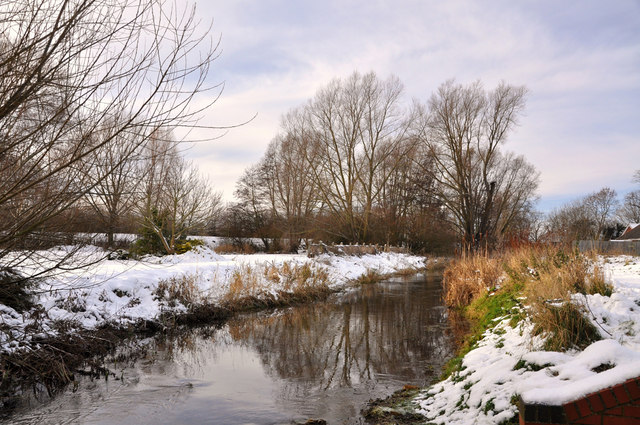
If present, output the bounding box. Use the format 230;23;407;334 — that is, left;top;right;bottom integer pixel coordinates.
182;0;640;212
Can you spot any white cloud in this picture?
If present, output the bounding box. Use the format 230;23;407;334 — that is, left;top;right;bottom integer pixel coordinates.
182;0;640;208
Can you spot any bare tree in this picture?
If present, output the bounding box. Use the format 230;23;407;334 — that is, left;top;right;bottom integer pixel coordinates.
414;80;538;249
232;163;276;251
260;132;321;251
583;187;618;240
0;0;220;289
84;123;144;247
618;191;640;224
298;71;413;242
545;200;593;245
545;187;620;243
617;170;640;224
136;132;221;254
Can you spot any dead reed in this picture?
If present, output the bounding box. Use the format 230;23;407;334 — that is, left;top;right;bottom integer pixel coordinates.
443;253;502;308
443;245;612;352
222;262;331;310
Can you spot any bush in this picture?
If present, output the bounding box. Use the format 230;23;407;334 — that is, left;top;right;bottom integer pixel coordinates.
0;268;34;313
153;274;201;308
174;238;204;254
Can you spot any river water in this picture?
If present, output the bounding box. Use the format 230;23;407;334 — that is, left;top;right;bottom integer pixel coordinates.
9;273;454;424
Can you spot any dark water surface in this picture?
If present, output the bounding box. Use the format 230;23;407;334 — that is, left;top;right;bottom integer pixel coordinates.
9;274;453;424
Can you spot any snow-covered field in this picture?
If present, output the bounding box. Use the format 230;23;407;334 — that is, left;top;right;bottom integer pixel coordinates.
0;244;427;354
414;255;640;424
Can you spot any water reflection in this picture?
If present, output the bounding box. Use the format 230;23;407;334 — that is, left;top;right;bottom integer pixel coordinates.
7;274;454;425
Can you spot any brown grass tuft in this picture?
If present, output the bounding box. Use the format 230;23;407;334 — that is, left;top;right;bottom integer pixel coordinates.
154;274;201;307
222;262;330;309
443;245;613;352
443;254;502;308
214;242;257;254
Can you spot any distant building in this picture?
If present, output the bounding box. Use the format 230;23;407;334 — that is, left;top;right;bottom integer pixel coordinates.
615;223;640;241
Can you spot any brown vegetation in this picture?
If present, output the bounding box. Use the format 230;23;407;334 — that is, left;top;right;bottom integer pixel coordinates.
444;245;613;352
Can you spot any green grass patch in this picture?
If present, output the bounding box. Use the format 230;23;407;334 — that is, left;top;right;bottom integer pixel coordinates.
442;281;524;379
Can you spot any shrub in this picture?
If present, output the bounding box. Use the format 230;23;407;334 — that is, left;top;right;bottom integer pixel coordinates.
174;238;204;254
154;274;201;308
0;268;34;313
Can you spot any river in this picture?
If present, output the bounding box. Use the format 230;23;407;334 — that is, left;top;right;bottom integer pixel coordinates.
8;273;454;424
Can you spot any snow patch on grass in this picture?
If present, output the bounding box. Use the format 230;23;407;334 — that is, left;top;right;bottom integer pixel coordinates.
414;255;640;424
0;246;427;353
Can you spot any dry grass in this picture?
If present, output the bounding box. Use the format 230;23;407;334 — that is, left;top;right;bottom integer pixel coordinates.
154;274;201;308
214;242;256;254
443;245;612;352
222;262;331;309
355;269;384;285
443;253;502;308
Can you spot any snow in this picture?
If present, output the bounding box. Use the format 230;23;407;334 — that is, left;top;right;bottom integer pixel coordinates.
0;245;427;353
415;255;640;424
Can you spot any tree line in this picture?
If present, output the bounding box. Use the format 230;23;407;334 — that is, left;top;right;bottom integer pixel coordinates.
2;0;637;288
221;72;539;253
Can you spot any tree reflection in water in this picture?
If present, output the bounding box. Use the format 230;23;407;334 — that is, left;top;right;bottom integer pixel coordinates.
9;274;454;425
225;274;454;415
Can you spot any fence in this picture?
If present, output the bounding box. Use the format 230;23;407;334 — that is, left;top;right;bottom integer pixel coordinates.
307;243;408;257
577;240;640;256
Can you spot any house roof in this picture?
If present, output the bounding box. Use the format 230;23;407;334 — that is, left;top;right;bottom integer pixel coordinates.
616;224;640;241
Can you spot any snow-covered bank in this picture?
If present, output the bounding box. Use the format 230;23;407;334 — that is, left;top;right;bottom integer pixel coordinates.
414;255;640;424
0;246;429;354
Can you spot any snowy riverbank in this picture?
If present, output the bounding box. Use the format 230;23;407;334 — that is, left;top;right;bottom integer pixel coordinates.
413;255;640;424
0;244;429;354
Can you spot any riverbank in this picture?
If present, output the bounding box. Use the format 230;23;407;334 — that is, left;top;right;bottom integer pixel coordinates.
367;252;640;425
0;245;435;410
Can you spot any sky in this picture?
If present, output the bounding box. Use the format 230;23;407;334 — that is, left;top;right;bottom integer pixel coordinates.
181;0;640;212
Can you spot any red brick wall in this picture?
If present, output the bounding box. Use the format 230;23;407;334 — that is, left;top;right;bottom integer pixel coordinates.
519;377;640;425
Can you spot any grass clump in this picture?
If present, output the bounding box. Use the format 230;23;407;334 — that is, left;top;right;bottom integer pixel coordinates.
530;302;601;351
154;274;201;308
222;262;331;309
444;254;502;308
442;245;613;377
356;269;384;285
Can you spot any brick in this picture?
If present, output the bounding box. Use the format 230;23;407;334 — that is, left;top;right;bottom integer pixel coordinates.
565;402;581;421
587;393;605;413
524;403;537;422
624;405;640;418
603;415;640;425
612;384;631;404
575;414;601;425
536;405;549;422
577;398;592;417
604;407;624;416
549;405;566;423
625;379;640;400
600;390;618;408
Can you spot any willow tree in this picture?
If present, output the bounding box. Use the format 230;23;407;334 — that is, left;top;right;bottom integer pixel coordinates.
415;80;539;249
0;0;220;298
297;71;414;242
